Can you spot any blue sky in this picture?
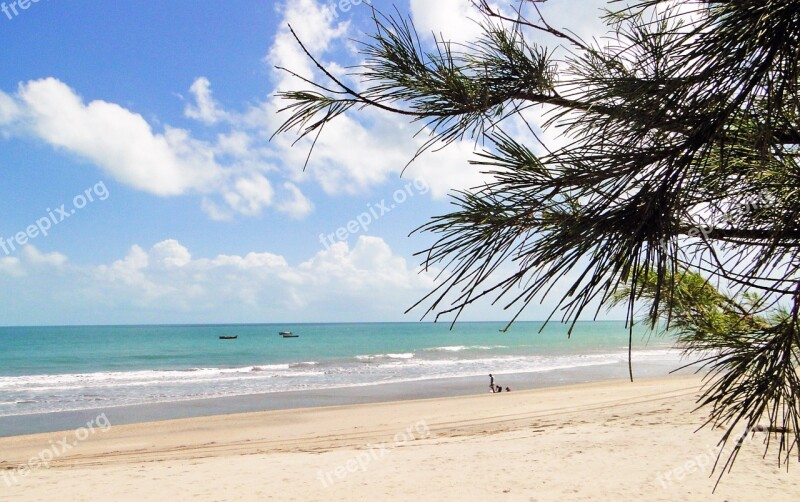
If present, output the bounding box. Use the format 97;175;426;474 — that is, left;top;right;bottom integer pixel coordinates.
0;0;616;325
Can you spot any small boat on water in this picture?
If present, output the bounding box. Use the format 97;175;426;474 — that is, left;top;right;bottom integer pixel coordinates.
279;331;298;338
219;335;238;340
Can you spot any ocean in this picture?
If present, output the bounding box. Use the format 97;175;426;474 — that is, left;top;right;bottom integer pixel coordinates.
0;321;690;422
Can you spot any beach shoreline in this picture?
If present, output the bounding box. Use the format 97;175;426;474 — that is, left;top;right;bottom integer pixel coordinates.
0;321;684;426
1;373;798;501
0;357;691;438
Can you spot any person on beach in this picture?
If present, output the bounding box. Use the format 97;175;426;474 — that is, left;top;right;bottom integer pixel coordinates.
489;374;495;393
496;385;502;393
505;387;511;392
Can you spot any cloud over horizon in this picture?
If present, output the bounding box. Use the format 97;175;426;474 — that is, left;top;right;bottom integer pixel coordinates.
0;237;436;324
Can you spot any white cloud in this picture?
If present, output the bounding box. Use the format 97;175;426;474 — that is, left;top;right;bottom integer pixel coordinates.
184;77;229;125
531;0;610;44
0;238;437;323
0;246;66;277
266;0;350;89
223;174;275;216
208;250;288;269
0;90;20;124
201;197;234;222
22;246;68;267
0;78;294;219
215;130;252;158
96;244;151;289
0;240;627;324
0;256;24;277
299;236;424;291
150;240;192;268
409;0;484;43
403;140;489;199
278;182;314;218
11;78;221;196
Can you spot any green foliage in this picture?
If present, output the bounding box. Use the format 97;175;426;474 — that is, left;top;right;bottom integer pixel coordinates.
273;0;800;477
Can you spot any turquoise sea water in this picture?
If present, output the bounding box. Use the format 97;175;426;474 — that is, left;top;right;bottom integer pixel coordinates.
0;322;683;417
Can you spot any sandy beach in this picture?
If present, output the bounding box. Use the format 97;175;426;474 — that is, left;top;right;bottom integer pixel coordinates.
1;374;798;501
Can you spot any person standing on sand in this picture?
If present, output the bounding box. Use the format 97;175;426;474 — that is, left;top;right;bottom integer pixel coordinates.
489;374;495;393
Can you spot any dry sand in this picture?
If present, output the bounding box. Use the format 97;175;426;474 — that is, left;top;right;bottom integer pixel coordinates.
1;374;798;501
